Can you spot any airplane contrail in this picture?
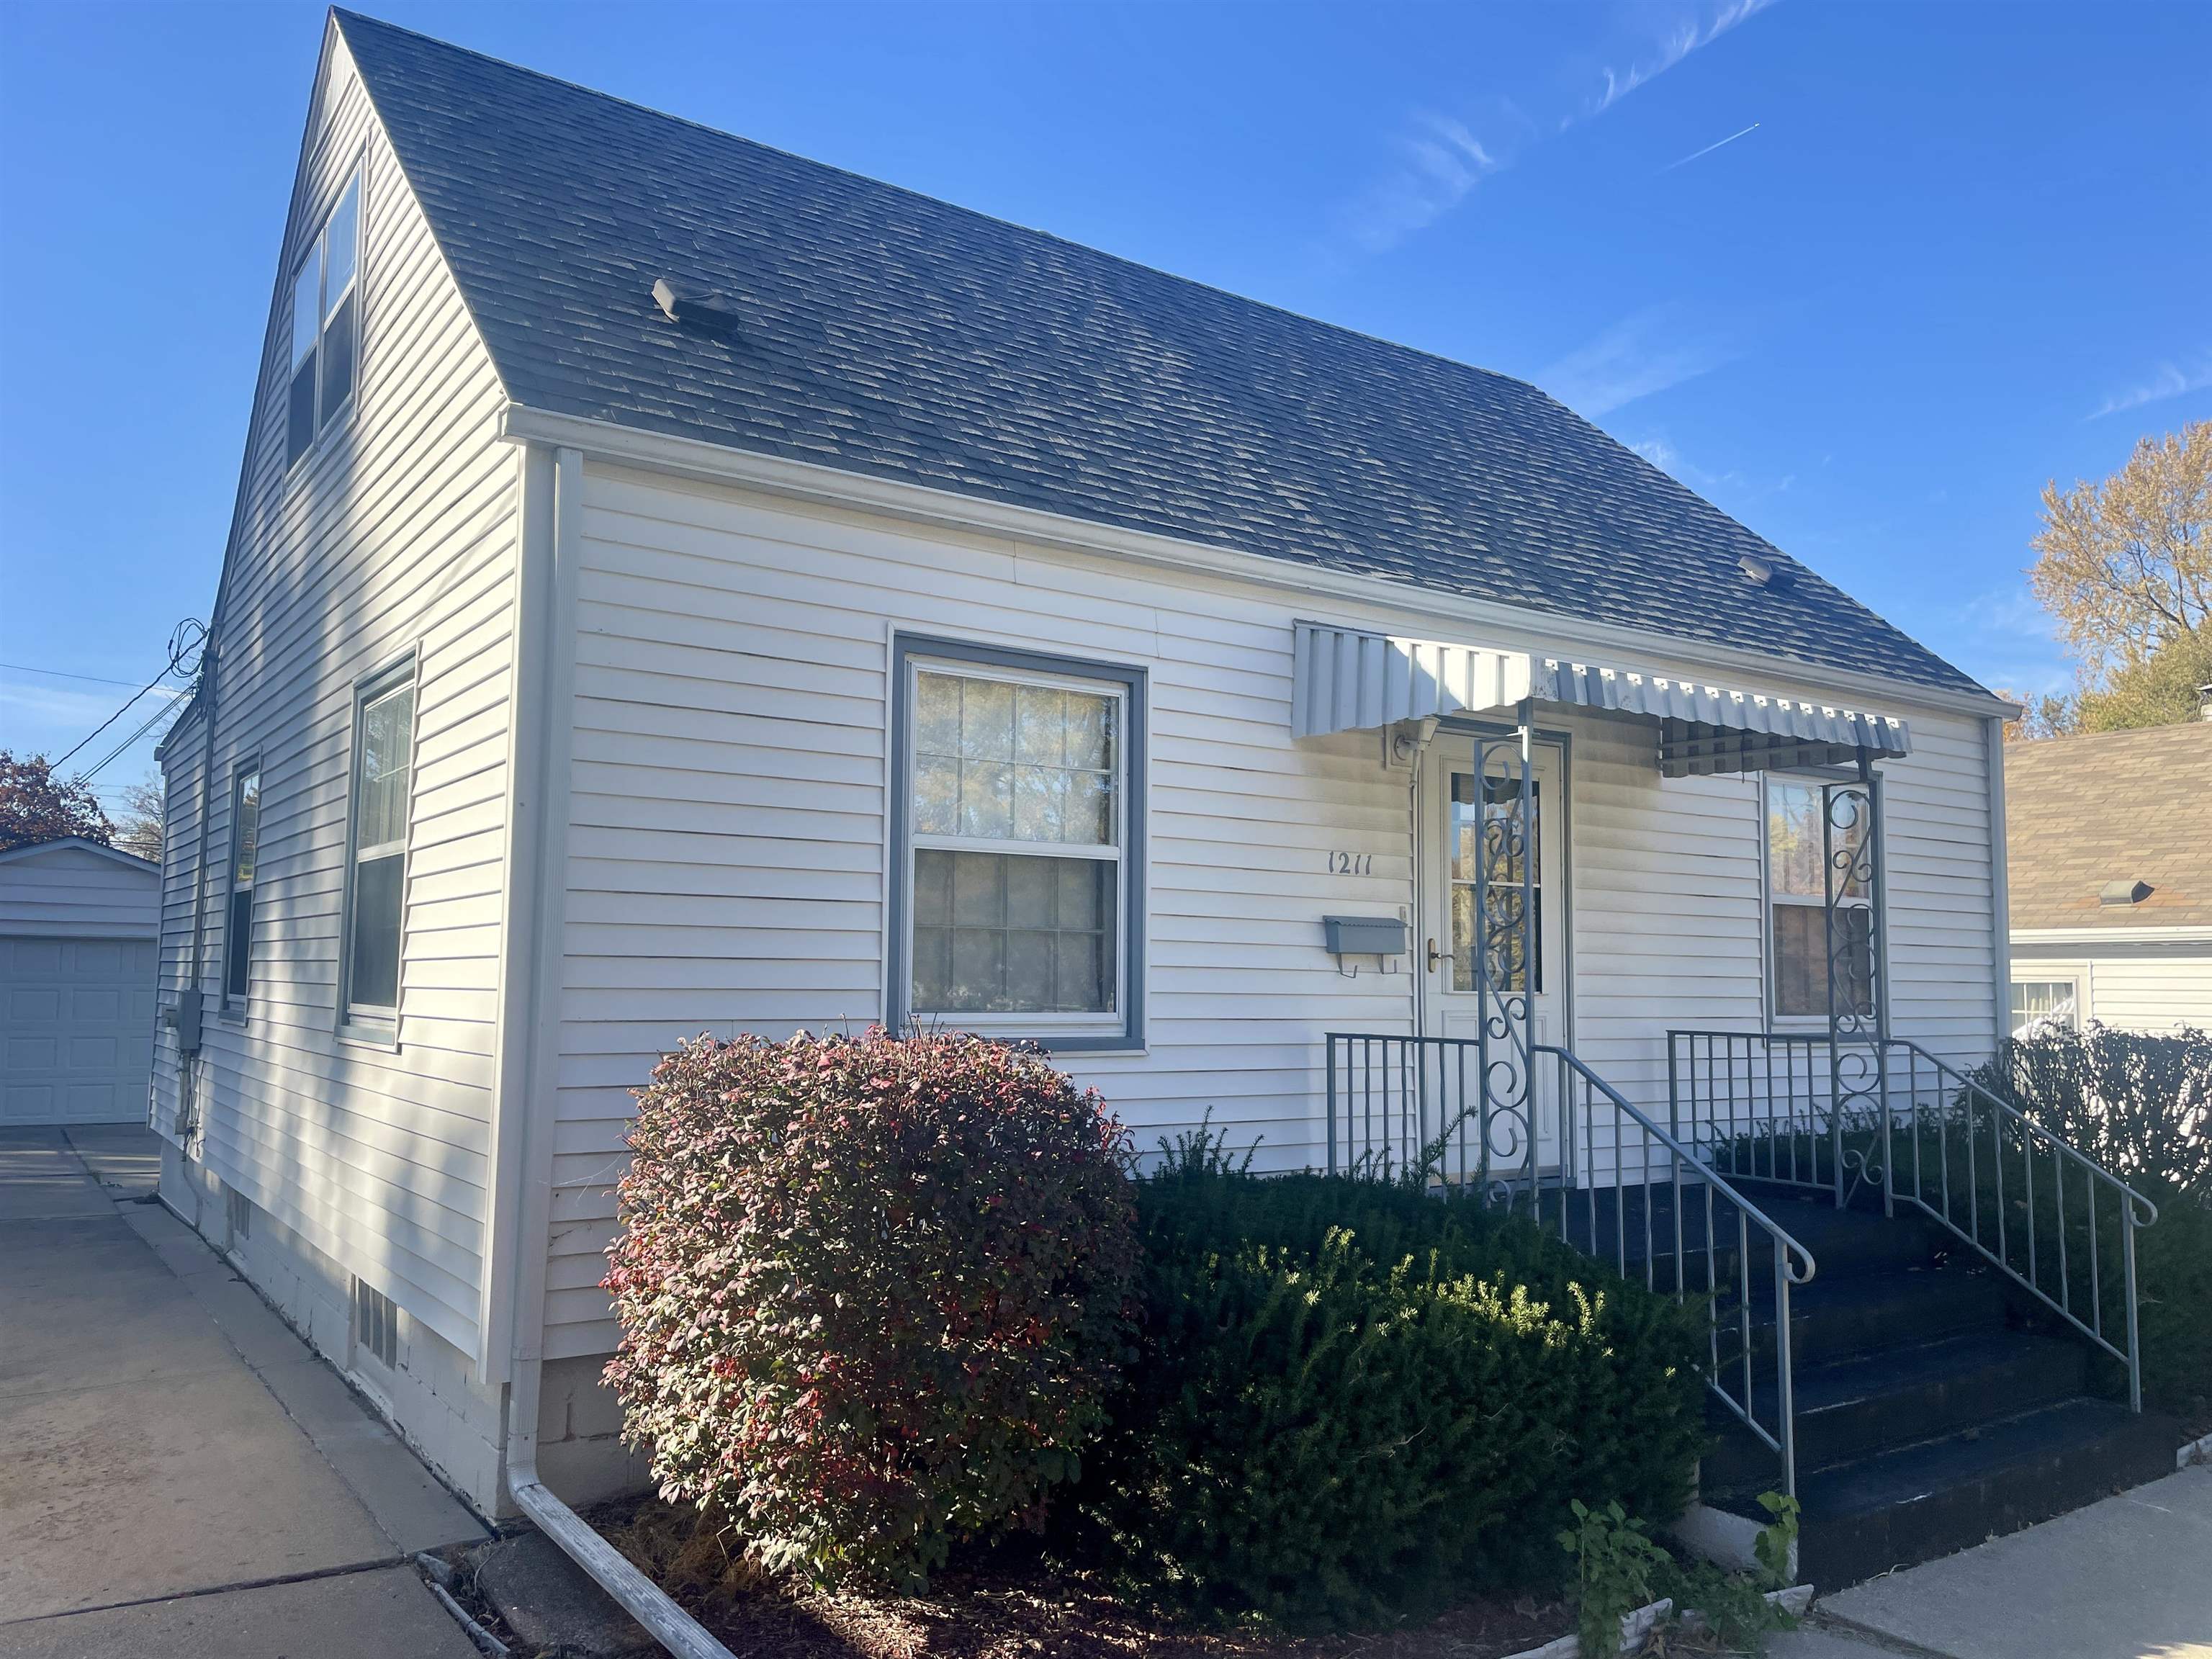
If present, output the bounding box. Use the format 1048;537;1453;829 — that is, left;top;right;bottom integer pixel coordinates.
1662;122;1762;172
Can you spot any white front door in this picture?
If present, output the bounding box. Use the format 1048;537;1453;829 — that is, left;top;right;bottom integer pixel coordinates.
1419;731;1567;1174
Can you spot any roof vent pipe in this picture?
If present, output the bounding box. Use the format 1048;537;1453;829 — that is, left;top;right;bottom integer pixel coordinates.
652;278;743;341
1739;552;1793;590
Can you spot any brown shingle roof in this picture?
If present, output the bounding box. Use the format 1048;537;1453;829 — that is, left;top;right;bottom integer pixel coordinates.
2005;722;2212;931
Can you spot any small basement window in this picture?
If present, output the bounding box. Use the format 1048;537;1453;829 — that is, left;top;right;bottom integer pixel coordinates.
287;171;361;467
354;1278;399;1370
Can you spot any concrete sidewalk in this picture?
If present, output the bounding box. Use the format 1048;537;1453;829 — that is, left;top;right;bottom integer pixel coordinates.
0;1125;487;1656
1807;1460;2212;1659
1762;1462;2212;1659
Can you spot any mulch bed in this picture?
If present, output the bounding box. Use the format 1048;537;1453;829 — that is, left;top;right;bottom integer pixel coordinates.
586;1498;1577;1659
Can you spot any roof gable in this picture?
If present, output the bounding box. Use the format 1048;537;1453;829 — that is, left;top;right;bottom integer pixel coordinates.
0;838;161;876
334;9;1984;700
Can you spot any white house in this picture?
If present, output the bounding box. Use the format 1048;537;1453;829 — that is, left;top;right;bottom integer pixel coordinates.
153;12;2078;1551
1;837;161;1128
2004;719;2212;1035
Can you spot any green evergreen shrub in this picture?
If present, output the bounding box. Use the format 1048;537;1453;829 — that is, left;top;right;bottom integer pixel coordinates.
603;1030;1140;1590
1069;1148;1709;1624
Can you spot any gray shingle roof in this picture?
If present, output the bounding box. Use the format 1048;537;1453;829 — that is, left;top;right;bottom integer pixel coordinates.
335;10;1987;700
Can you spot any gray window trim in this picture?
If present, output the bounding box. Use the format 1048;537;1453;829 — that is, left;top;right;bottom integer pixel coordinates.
337;652;417;1043
887;634;1146;1053
220;754;262;1016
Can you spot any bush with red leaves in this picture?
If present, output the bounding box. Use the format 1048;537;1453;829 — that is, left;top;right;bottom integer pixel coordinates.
603;1028;1139;1590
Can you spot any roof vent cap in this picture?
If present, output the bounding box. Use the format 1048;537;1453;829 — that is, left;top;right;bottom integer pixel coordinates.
2100;878;2153;907
1739;552;1793;590
652;278;743;341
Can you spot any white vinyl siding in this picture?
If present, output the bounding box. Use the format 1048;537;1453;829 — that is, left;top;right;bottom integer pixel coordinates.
534;462;2002;1361
2011;947;2212;1034
150;35;518;1359
0;843;161;940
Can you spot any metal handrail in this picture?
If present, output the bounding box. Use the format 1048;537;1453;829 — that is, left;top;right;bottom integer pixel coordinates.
1666;1028;2158;1413
1325;1031;1817;1496
1887;1037;2157;1410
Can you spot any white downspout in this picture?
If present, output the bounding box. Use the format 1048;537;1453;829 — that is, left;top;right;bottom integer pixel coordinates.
493;440;734;1659
1984;712;2013;1056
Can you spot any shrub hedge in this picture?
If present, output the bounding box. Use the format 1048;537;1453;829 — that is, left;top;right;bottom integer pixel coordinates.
1067;1145;1709;1624
1978;1023;2212;1422
603;1030;1139;1589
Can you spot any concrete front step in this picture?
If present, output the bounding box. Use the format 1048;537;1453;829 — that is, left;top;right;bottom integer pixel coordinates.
1758;1398;2180;1590
1761;1261;2010;1366
1704;1330;2089;1491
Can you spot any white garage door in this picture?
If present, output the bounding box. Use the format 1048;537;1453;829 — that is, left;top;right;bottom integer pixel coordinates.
0;935;158;1125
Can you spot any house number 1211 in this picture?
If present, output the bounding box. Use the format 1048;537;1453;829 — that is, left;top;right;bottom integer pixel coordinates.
1327;852;1375;876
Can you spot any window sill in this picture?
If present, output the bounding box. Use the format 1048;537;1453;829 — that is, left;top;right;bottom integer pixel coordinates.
338;1020;400;1053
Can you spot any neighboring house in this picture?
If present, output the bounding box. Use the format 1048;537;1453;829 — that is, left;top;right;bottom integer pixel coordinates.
2004;720;2212;1035
154;11;2075;1541
0;837;160;1127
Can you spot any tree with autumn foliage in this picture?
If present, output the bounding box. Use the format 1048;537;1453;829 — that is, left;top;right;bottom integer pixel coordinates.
2015;422;2210;738
0;751;114;852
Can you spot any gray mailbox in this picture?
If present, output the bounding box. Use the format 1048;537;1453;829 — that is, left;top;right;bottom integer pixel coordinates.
1322;915;1407;958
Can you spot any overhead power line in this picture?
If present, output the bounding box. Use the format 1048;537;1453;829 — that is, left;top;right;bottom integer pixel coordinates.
52;619;208;774
77;695;190;786
0;660;158;689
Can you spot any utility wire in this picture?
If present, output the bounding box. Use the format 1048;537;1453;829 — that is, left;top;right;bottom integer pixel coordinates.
51;620;207;773
0;660;156;689
77;695;190;786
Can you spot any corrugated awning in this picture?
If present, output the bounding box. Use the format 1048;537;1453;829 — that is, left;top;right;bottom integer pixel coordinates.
1291;622;1910;776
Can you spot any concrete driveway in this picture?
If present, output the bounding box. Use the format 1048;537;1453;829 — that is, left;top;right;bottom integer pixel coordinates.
0;1126;487;1657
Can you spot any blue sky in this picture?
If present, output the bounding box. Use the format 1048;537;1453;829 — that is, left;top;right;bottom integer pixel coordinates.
3;0;2208;808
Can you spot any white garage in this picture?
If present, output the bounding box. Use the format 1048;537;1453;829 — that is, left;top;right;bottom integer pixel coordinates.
0;838;161;1126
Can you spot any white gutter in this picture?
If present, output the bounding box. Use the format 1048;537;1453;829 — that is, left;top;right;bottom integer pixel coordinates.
489;440;736;1659
495;403;2019;728
2012;925;2212;946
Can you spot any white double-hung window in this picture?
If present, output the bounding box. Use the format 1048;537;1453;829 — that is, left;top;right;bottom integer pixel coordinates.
342;662;415;1030
1764;776;1879;1021
287;171;361;467
894;642;1145;1049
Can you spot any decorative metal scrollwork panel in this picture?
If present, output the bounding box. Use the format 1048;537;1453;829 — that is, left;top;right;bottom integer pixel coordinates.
1473;732;1537;1200
1824;778;1891;1211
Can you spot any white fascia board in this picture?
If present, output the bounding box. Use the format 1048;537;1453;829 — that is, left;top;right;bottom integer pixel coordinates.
496;403;2015;725
2010;926;2212;947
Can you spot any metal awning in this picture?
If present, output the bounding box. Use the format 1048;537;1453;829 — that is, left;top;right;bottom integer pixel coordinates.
1291;621;1911;776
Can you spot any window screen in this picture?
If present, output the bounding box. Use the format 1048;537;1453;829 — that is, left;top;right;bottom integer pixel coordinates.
345;672;413;1021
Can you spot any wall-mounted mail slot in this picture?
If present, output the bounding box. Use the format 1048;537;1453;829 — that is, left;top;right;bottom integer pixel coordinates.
1322;915;1406;957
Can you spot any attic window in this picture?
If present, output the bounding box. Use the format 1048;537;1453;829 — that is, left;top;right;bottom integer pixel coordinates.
287;173;361;467
2100;878;2152;907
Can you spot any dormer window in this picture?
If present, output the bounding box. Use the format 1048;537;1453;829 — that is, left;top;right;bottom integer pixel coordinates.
287;174;361;467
